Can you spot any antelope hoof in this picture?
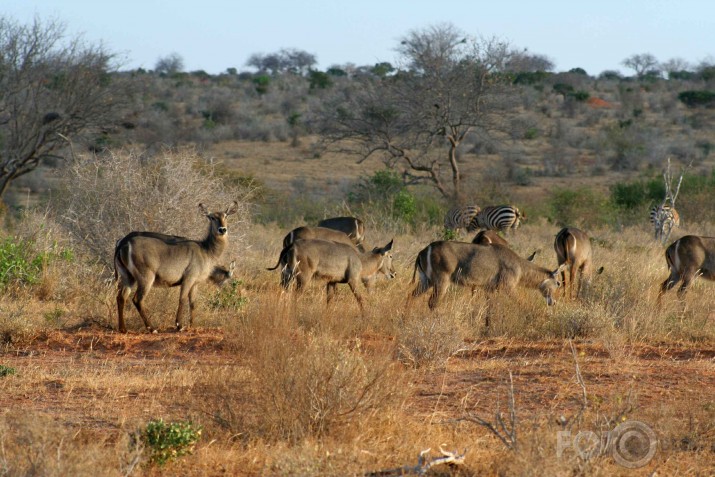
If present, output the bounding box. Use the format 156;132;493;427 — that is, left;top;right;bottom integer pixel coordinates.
147;327;157;334
176;323;187;332
119;327;128;334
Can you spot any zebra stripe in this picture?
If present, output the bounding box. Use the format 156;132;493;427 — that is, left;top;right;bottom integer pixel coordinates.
649;204;680;227
467;205;525;233
444;205;481;230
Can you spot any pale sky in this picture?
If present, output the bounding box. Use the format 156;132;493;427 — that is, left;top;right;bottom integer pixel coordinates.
3;0;713;75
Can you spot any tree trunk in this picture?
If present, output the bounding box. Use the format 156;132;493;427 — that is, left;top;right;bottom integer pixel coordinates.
448;138;461;202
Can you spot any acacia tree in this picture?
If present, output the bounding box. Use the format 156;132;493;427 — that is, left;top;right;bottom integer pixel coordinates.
0;16;132;198
622;53;660;78
314;23;516;201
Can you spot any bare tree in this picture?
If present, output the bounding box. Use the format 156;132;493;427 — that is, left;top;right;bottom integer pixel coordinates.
622;53;660;78
154;52;184;75
314;23;516;201
0;15;133;198
661;57;691;78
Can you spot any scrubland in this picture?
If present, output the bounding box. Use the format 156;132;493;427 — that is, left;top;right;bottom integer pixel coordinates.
1;154;714;475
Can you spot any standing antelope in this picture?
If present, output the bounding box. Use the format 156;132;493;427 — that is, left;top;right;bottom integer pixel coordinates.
283;226;359;251
408;241;566;309
114;202;238;333
317;216;366;252
554;227;594;299
658;235;715;301
467;205;525;234
268;238;395;311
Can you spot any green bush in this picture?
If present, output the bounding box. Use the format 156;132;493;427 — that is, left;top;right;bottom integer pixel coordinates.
208;280;248;310
678;90;715;108
141;419;202;466
611;180;648;209
0;237;65;289
0;365;16;377
548;187;613;228
392;189;416;224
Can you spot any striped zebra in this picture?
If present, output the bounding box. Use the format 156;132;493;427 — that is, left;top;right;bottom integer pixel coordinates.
467;205;525;234
444;205;481;231
650;204;680;242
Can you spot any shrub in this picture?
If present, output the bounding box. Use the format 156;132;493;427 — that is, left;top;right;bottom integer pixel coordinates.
207;279;248;310
548;187;613;228
0;364;16;377
140;419;202;466
678;90;715;108
53;148;252;269
0;237;71;290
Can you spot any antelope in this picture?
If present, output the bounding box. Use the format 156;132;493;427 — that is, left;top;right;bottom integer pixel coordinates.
472;230;538;261
283;226;359;251
114;202;238;333
472;229;509;247
269;238;395;311
408;241;567;309
658;235;715;301
317;216;366;252
554;227;594;299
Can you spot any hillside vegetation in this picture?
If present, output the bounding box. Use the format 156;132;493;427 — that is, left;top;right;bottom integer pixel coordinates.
1;25;714;476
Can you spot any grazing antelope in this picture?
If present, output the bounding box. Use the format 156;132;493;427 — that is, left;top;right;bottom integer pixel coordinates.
209;260;236;286
444;205;481;232
554;227;594;299
269;238;395;311
658;235;715;301
409;241;566;309
317;216;366;252
114;202;238;333
283;226;359;251
472;229;509;247
467;205;525;234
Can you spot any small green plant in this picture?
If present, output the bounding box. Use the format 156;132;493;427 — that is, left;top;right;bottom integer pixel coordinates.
442;228;459;241
141;419;202;466
392;189;416;224
208;280;248;310
0;237;74;290
0;365;16;377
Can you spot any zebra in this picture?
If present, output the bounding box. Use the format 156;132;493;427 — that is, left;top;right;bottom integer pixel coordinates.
467;205;525;234
650;204;680;242
444;205;481;231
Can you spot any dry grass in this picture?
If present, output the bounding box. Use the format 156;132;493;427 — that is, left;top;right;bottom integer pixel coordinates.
1;146;715;474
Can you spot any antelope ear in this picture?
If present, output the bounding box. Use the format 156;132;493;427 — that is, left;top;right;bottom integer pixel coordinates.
596;266;604;275
199;203;210;216
384;239;394;252
226;200;239;216
229;260;236;271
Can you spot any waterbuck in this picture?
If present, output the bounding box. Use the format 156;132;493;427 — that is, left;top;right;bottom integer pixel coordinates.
409;241;566;309
472;229;509;247
554;227;595;299
658;235;715;301
317;216;366;252
114;202;238;333
472;230;538;261
283;226;360;251
269;238;395;311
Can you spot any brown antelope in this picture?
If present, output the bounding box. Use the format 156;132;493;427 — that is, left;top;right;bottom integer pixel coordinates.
209;260;236;286
554;227;594;299
472;230;538;261
317;216;366;252
408;241;566;309
658;235;715;301
283;226;359;251
269;238;395;311
114;202;238;333
472;229;509;246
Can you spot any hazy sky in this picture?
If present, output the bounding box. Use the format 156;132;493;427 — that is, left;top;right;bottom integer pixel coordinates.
4;0;714;75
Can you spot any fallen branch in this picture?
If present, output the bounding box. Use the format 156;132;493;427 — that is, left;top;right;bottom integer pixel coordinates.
366;446;466;476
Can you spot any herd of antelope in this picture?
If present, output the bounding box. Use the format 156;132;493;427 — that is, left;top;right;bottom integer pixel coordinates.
112;201;714;333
